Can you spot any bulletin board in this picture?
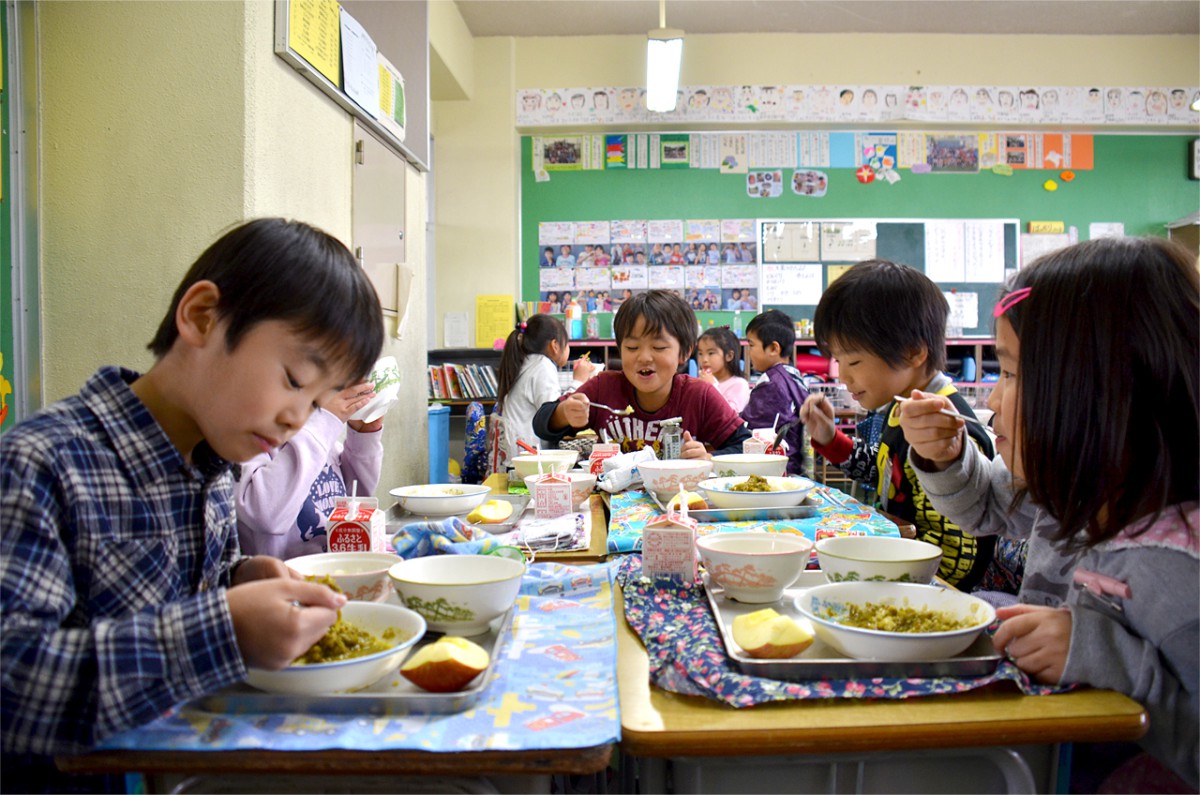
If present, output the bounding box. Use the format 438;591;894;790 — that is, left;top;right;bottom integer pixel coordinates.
520;133;1198;334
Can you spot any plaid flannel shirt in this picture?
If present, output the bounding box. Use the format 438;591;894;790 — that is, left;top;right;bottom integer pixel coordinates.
1;367;246;755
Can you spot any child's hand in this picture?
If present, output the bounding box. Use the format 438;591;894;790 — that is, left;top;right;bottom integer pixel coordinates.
348;417;383;434
798;393;836;446
896;389;965;469
323;381;376;423
231;555;293;586
992;604;1072;685
698;368;718;386
554;392;591;430
572;357;597;382
227;578;348;670
680;430;709;460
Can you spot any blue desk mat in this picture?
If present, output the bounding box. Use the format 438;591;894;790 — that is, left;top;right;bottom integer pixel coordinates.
97;562;619;753
607;487;901;554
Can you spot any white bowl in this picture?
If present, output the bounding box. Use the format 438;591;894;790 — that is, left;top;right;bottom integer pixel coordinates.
510;451;580;479
390;484;492;516
388;554;526;635
245;601;425;694
816;536;943;584
794;581;996;662
285;551;399;602
637;458;714;500
524;472;597;508
710;453;789;479
697;475;816;509
696;531;814;603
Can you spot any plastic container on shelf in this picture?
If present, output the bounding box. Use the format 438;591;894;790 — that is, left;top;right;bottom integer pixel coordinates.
427;404;451;484
565;299;583;339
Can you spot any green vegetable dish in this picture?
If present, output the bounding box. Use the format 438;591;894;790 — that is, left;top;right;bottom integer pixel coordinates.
729;474;777;493
832;602;975;633
295;618;403;665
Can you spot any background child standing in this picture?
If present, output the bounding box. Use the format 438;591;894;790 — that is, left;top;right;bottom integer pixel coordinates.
237;380;384;560
898;237;1198;789
697;326;751;412
742;309;810;476
799;260;994;590
535;289;749;458
493;314;595;469
0;218;377;792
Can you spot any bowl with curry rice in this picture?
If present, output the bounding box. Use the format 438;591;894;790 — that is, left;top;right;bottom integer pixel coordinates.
696;474;816;510
794;581;996;662
245;601;426;694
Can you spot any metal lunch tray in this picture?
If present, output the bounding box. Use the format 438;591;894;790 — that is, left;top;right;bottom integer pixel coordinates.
651;493;820;523
386;493;531;536
705;571;1002;681
190;605;514;716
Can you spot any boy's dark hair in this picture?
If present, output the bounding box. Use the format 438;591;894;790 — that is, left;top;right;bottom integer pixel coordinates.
148;218;383;383
612;289;697;360
699;326;746;379
745;309;795;363
1004;236;1198;548
496;314;568;412
813;259;947;373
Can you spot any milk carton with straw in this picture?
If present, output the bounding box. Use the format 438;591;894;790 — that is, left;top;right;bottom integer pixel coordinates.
325;481;387;553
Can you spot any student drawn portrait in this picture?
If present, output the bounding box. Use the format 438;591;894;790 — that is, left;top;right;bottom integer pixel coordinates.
927;135;980;173
791;169;828;197
1169;88;1187;111
520;91;542;114
570;93;586;110
839;88;855;106
545;92;564;114
593;90;612;113
998;90;1015;110
618;87;643;114
688;89;710;110
884;92;898;108
710;86;735;114
1146;89;1168;117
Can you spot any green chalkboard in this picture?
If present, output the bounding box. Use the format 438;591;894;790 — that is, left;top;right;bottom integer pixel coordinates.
521;133;1196;334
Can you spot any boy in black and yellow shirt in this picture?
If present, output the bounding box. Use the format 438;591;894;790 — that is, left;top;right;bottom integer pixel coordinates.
799;260;995;590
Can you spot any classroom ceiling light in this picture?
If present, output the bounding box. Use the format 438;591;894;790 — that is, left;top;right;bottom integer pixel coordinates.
646;0;684;113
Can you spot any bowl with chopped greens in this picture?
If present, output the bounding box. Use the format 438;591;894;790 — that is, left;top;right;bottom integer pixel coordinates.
245;601;426;694
794;581;996;661
697;474;815;509
815;536;943;585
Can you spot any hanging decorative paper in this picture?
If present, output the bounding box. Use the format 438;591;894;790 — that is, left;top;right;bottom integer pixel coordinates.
856;165;876;184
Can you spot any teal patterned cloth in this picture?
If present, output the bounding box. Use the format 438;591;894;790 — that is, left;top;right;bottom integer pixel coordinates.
607;487;902;554
95;562;620;753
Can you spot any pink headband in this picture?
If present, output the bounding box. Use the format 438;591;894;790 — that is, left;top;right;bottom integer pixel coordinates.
993;287;1032;318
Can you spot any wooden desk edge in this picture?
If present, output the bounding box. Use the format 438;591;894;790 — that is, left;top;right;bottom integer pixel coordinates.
57;744;614;778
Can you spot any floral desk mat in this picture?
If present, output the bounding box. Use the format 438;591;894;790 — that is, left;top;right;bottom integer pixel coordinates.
607;487;901;554
616;555;1066;707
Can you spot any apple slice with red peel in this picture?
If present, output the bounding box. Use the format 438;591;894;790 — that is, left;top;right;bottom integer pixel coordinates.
401;636;490;692
731;608;815;659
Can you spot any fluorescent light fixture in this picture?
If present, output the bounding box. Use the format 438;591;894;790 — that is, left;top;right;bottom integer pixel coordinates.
646;0;683;113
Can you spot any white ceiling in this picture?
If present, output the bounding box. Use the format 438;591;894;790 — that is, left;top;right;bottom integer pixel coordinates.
453;0;1200;37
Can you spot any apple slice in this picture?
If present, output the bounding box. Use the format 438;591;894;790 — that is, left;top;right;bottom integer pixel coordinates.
401;636;490;692
731;608;815;659
466;499;514;525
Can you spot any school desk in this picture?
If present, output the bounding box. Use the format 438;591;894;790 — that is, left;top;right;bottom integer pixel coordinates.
614;586;1148;793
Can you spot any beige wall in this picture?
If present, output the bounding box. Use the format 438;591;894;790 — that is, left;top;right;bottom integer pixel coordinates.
37;0;429;497
432;32;1199;340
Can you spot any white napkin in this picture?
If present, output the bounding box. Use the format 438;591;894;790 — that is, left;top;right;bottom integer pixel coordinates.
596;448;659;493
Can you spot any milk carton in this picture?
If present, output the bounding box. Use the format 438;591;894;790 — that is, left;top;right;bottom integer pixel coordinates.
531;471;573;519
587;442;621;476
325;496;387;553
642;510;699;582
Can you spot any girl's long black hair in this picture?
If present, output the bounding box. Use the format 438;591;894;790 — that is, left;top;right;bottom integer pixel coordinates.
699;326;746;379
495;314;568;412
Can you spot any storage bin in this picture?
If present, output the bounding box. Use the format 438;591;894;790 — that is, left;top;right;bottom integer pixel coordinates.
428;403;451;483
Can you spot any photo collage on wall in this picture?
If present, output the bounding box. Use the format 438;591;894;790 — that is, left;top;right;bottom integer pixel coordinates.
536;219;759;313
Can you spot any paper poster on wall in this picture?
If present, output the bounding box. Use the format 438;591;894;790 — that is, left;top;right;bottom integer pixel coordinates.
897;133;926;169
610;220;646;243
963;220;1006;283
685;220;721;243
722;264;758;287
925;220;967;282
543;137;585;171
820;221;877;261
1089;222;1125;239
927;135;980;173
827;263;853;286
856;133;897;170
686;265;722;288
661;135;690;168
288;0;341;85
646;220;684;244
747;171;783;198
573;222;611;244
1020;233;1072;266
538;222;574;245
719;135;748;174
444;312;469;348
606;135;628;169
612;265;648;290
944;291;980;333
791;169;828;197
749;133;798;168
721;219;756;242
339;9;381;119
796;132;831;167
575;267;613;290
539;267;575;292
761;263;823;305
762;220;820;262
376;55;407;141
648;265;686;290
635;135;650;169
475;294;514;348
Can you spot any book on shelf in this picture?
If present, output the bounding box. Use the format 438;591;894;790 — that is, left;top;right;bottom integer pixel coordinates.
442;364;465;399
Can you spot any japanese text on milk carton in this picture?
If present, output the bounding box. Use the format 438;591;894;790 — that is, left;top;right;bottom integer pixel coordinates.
642;511;698;582
325;496;387;553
